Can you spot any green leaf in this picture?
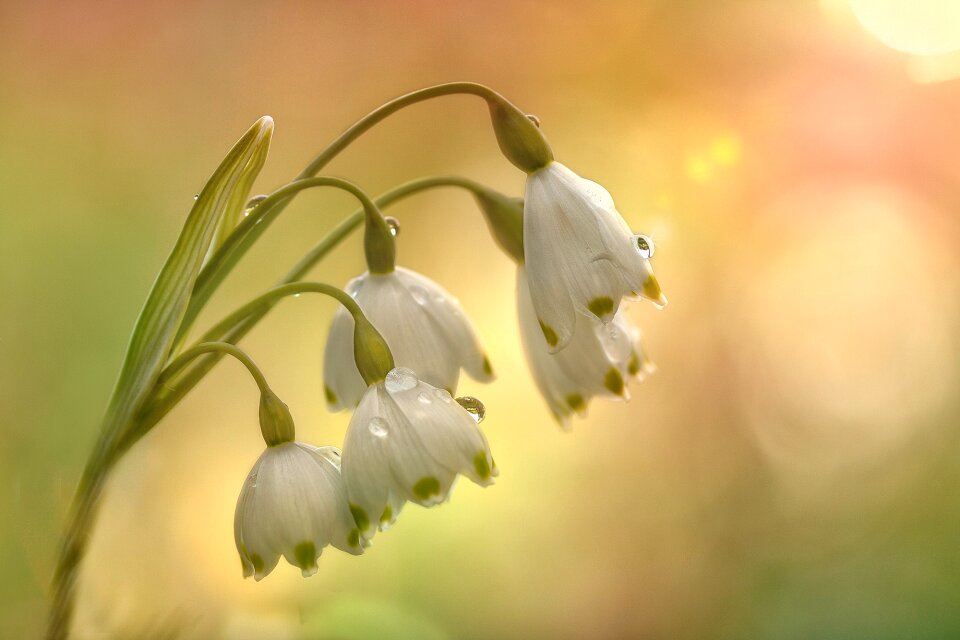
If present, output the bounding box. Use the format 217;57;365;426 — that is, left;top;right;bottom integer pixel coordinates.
96;116;273;458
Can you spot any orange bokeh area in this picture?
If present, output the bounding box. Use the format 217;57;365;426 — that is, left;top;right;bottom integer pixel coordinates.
3;1;960;638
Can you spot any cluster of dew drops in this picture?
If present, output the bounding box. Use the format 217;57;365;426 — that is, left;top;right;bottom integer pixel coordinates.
366;368;485;439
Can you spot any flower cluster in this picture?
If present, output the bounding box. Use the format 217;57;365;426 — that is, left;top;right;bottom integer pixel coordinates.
51;85;671;639
230;94;665;579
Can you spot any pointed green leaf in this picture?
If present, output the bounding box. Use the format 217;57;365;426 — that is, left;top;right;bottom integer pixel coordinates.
98;116;273;455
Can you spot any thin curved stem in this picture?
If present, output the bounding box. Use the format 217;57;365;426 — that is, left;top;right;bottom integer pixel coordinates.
179;83;509;349
137;176;491;432
298;83;499;178
176;176;387;346
160;342;271;395
199;282;364;345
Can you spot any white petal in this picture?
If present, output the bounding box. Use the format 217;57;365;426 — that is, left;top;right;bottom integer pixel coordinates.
396;379;497;486
524;162;656;332
357;273;462;393
517;268;634;425
393;267;494;383
342;387;395;539
376;385;458;506
323;296;367;411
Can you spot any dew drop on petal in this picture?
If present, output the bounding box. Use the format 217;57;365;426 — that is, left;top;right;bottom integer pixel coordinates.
434;388;453;403
193;194;199;201
417;391;433;404
384;216;400;236
526;114;541;128
631;234;655;259
456;396;486;423
385;367;418;393
368;417;388;438
409;285;430;306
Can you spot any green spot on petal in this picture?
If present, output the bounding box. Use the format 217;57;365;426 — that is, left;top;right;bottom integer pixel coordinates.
380;506;393;526
293;541;316;571
627;351;640;376
482;355;494;376
566;393;586;412
604;367;625;396
473;452;492;481
250;553;265;574
347;529;361;548
642;275;662;301
324;385;337;405
413;476;441;500
350;504;370;531
538;320;559;347
588;296;614;318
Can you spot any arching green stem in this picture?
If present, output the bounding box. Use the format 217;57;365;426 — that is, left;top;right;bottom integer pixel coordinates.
298;82;552;177
177;176;390;346
136;176;509;437
180;83;547;351
160;342;271;395
157;341;295;447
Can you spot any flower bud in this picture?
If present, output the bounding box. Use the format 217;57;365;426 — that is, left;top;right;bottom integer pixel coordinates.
258;388;296;446
487;99;554;173
473;189;525;264
353;317;395;385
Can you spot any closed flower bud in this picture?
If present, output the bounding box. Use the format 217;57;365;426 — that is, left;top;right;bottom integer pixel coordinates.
523;161;666;352
235;442;363;581
324;267;494;410
341;367;497;540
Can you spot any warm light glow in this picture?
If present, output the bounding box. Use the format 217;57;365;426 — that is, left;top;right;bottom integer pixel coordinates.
851;0;960;55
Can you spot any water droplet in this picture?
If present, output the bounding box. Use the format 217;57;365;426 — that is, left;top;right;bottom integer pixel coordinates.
384;216;400;236
245;194;267;210
409;285;429;306
526;114;541;128
631;234;655;259
368;417;388;438
434;388;453;403
293;293;301;298
193;194;199;201
417;391;433;404
385;367;418;393
456;396;486;423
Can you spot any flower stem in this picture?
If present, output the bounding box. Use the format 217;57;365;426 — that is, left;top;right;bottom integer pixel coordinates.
297;83;504;178
159;342;271;395
141;176;497;430
177;176;389;346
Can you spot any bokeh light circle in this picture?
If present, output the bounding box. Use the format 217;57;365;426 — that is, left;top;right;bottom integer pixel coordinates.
850;0;960;56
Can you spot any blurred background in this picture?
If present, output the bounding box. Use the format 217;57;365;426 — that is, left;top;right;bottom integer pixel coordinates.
2;0;960;637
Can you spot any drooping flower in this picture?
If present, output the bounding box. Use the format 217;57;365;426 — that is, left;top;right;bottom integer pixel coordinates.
323;267;494;410
341;367;497;540
517;267;655;427
523;161;666;351
234;442;363;581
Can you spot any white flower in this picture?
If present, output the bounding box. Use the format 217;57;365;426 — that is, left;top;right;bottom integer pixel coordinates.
323;267;493;410
517;267;656;427
341;367;497;540
523;161;666;351
234;442;363;581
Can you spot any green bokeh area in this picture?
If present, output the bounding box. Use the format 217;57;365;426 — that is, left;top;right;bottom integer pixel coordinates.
4;0;960;638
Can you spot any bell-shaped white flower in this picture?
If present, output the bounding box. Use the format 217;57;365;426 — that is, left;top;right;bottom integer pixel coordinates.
324;267;494;410
517;267;655;427
523;161;667;351
234;441;363;581
341;367;497;540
